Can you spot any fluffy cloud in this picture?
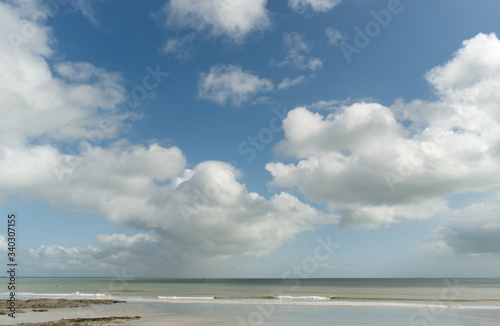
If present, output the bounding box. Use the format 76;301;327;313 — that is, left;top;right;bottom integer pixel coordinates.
198;64;273;106
0;1;185;202
0;1;335;264
0;3;126;146
267;33;500;228
4;139;330;258
164;0;270;42
274;32;322;71
145;161;335;257
0;142;187;216
3;153;333;258
289;0;342;14
426;33;500;98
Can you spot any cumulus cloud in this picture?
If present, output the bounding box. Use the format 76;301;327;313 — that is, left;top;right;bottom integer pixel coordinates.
145;161;336;257
426;33;500;98
163;0;270;42
267;33;500;228
289;0;342;14
0;1;337;266
0;142;187;217
0;2;185;208
274;32;322;71
0;3;126;146
198;64;274;106
4;154;334;259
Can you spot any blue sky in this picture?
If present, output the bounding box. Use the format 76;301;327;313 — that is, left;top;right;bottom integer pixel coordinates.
1;0;500;278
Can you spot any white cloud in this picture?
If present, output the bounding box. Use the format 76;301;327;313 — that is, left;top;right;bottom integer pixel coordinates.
198;64;273;106
0;1;183;208
274;32;322;71
289;0;342;14
277;75;306;90
0;142;187;212
426;33;500;98
1;135;331;260
325;27;344;46
142;161;337;257
4;154;335;259
273;104;403;158
164;0;270;42
0;1;337;263
267;33;500;228
0;3;126;146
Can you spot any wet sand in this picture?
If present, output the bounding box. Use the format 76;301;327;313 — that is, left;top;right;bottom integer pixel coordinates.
0;298;126;310
0;299;141;325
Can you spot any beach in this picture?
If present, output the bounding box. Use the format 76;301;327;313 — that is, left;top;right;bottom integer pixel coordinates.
1;278;500;325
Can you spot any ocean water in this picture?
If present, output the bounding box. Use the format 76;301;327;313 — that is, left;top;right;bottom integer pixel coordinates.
1;278;500;325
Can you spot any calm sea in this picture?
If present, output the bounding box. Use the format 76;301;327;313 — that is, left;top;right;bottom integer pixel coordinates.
2;278;500;325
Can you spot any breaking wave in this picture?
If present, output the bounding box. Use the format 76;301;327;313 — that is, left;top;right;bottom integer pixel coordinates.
2;293;499;310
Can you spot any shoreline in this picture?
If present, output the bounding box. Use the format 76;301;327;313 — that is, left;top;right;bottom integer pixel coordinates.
0;299;141;326
1;295;499;326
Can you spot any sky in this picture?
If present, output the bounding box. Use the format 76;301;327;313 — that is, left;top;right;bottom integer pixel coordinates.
1;0;500;278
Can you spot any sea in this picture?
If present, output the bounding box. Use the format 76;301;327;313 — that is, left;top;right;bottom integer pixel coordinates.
1;278;500;325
